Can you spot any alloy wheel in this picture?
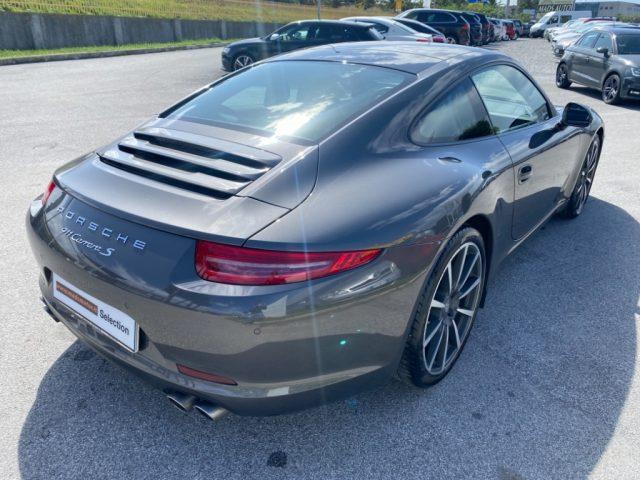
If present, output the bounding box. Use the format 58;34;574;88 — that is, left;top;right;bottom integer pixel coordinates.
446;36;457;44
556;65;568;87
603;75;619;103
422;242;483;375
233;54;254;70
574;137;600;215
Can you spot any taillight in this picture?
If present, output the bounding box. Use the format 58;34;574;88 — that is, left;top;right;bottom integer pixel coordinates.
461;23;469;31
41;179;56;205
195;241;381;285
416;37;432;43
434;36;445;43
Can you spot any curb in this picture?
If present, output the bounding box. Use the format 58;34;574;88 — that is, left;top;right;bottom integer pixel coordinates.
0;42;229;66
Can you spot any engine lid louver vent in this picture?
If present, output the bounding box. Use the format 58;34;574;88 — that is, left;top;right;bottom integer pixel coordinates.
98;127;281;199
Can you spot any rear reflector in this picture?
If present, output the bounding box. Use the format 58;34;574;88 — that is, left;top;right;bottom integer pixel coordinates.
42;180;56;205
177;364;237;385
195;241;381;285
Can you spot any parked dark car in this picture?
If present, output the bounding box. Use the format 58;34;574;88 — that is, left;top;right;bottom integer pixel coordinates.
457;11;484;45
29;41;604;418
523;21;534;37
394;16;447;42
471;12;494;44
221;20;382;71
464;11;490;44
512;19;524;38
397;9;470;45
557;26;640;104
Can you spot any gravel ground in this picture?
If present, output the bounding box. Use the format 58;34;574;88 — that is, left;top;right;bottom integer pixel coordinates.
0;39;639;480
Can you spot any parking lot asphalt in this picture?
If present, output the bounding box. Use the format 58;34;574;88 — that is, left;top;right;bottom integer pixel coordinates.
1;39;639;480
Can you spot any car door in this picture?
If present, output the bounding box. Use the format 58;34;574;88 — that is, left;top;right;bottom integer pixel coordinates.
568;31;600;86
471;64;583;240
270;23;317;55
410;77;514;234
587;32;614;86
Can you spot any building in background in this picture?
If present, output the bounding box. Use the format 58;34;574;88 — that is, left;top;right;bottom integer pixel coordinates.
537;0;640;16
578;0;640;16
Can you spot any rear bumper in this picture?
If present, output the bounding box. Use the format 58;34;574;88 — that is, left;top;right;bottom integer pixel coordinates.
27;196;430;416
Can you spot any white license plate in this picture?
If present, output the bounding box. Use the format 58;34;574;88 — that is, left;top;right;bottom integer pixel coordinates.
53;273;138;352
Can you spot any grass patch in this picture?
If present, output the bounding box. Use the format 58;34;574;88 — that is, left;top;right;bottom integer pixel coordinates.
0;0;386;23
0;37;226;59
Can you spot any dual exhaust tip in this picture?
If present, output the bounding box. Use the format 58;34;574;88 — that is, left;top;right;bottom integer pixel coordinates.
166;391;228;421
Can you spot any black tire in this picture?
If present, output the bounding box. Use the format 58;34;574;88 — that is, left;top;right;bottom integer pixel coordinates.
398;227;486;387
231;52;255;71
560;135;601;219
556;63;572;89
602;73;622;105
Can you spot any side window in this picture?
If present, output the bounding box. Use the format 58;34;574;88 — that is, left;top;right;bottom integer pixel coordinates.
368;21;389;34
593;33;613;52
412;78;494;144
560;15;572;23
550;16;558;24
279;24;312;43
440;13;457;22
577;32;599;48
342;27;367;42
471;65;550;133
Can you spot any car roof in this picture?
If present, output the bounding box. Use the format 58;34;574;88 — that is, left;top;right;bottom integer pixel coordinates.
286;19;371;29
263;41;505;75
341;16;398;25
594;25;640;34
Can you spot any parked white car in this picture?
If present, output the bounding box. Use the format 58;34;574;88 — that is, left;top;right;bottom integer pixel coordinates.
530;10;592;37
490;18;507;41
544;18;587;41
341;16;434;42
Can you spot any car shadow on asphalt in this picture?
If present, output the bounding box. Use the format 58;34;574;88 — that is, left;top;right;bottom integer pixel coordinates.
18;197;639;479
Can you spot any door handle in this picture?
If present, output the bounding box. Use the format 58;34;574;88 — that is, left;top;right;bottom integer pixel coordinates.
438;156;462;163
518;165;533;183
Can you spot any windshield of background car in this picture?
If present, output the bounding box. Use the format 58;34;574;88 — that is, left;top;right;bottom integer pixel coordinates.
539;12;555;23
166;61;413;143
616;34;640;54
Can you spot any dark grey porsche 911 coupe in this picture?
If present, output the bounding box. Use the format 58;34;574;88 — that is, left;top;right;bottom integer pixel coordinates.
27;42;604;418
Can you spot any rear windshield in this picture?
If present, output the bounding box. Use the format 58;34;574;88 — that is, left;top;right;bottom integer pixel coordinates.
616;34;640;54
166;61;412;143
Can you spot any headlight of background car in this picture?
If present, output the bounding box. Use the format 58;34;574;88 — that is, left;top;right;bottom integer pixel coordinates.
630;67;640;77
222;47;230;55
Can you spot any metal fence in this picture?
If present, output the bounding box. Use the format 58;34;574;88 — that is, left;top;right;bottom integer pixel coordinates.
0;0;386;22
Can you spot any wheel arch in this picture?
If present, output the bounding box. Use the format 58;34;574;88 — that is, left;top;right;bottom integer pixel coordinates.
601;69;622;89
461;214;494;307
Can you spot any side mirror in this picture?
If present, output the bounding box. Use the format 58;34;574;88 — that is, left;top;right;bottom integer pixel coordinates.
596;46;610;57
562;102;592;128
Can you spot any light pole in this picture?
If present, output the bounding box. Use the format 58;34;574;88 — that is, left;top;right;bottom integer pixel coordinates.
317;0;321;19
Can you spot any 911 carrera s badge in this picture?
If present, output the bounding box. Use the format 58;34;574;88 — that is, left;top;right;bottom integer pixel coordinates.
60;227;115;257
